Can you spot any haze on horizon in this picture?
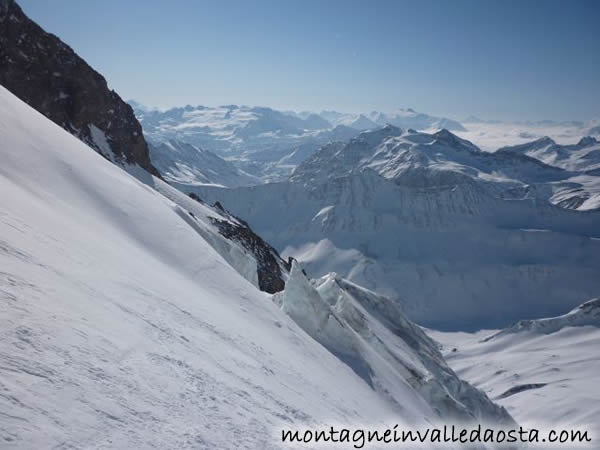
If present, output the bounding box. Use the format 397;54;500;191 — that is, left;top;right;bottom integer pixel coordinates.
18;0;600;122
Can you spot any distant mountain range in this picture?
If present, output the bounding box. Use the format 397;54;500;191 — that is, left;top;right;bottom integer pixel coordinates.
190;127;600;330
130;101;468;182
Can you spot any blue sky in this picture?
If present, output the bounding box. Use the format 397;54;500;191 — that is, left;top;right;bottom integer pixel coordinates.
19;0;600;121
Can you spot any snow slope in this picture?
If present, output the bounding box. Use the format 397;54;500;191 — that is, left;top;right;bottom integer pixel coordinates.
0;86;396;448
428;299;600;430
0;86;512;447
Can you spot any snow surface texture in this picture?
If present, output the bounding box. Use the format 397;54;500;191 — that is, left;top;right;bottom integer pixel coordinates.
189;128;600;330
0;86;512;447
427;299;600;434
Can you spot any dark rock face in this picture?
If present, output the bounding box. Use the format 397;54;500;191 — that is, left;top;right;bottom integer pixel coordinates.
0;0;160;176
207;199;290;294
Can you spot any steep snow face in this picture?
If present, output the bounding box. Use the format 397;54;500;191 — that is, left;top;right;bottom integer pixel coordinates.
428;299;600;429
274;267;513;424
0;86;423;448
147;138;260;188
192;170;600;330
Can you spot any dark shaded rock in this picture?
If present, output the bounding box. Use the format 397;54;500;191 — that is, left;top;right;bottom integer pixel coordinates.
496;383;547;400
207;203;289;294
0;0;160;176
188;192;204;203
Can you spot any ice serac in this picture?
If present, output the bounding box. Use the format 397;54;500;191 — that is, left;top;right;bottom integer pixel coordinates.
274;264;513;424
0;0;160;176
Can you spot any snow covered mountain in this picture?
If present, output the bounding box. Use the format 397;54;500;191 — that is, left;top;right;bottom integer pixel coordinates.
190;128;600;330
133;103;333;155
497;136;600;173
0;84;515;446
147;138;260;188
428;298;600;429
132;102;467;183
497;136;600;210
132;103;363;181
321;108;466;132
0;0;159;176
290;126;570;191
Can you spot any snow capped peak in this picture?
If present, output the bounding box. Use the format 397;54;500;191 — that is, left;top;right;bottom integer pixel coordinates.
577;136;598;147
499;134;600;178
290;124;572;191
432;128;480;152
535;135;556;146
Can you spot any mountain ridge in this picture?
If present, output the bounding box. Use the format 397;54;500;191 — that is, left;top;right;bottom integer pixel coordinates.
0;0;160;176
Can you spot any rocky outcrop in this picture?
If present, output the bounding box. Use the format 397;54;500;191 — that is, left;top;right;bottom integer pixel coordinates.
0;0;160;176
187;196;290;293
